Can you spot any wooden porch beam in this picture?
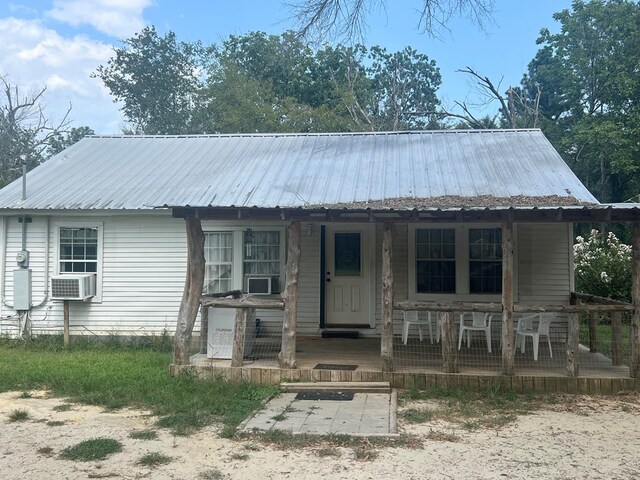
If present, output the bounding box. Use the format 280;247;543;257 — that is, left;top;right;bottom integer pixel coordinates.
173;218;206;366
199;304;208;354
501;217;515;376
631;222;640;378
278;221;301;369
381;223;394;372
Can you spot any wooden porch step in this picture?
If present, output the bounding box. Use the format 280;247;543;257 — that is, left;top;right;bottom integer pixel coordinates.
280;381;391;393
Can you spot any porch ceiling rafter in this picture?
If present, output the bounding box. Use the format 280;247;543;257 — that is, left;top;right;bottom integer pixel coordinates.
171;205;640;224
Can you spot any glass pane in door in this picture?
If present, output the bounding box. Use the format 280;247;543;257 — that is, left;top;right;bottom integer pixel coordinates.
334;232;361;276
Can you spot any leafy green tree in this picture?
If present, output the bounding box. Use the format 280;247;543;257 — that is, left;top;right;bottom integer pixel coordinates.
95;26;210;135
523;0;640;203
48;126;96;156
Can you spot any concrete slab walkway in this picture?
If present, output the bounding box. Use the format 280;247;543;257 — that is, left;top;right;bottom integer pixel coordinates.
240;391;397;436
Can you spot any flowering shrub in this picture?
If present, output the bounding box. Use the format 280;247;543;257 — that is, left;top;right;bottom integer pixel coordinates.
574;229;632;302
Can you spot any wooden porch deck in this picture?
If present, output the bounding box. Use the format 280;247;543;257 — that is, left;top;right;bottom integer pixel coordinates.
182;336;638;393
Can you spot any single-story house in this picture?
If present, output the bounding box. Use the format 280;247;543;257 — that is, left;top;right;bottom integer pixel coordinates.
1;129;639;384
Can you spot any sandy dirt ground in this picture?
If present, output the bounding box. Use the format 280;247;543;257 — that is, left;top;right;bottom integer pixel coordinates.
1;390;639;480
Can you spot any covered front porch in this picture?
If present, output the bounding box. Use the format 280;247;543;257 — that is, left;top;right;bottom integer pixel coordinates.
171;203;640;392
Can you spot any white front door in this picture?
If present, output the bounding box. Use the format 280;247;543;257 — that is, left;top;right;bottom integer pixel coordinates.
325;225;373;327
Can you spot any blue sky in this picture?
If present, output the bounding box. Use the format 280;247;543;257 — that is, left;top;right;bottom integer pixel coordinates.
0;1;573;134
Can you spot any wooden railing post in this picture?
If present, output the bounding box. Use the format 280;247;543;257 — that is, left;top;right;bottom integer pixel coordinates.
501;217;515;375
232;307;255;367
610;311;623;366
441;311;458;373
588;312;598;352
630;222;640;378
200;304;209;354
566;312;580;377
279;221;301;369
381;223;394;372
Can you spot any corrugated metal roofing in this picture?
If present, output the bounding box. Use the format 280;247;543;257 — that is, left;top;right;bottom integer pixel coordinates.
0;129;599;210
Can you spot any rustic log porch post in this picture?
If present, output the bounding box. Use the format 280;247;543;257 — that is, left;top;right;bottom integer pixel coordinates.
501;217;515;375
630;222;640;378
232;307;255;367
199;304;209;354
279;221;301;369
566;312;580;377
441;311;458;373
381;223;394;372
173;218;206;365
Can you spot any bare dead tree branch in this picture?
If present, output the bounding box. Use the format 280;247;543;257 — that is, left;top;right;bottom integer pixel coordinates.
285;0;494;42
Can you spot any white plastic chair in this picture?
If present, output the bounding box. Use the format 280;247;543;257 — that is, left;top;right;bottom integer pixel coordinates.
402;310;439;345
458;312;493;353
516;313;555;361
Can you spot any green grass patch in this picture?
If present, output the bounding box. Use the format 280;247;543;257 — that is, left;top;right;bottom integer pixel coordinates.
18;391;32;398
136;451;172;467
8;408;29;422
0;335;277;436
37;446;54;456
401;407;434;424
52;403;73;412
129;429;158;440
199;468;226;480
401;385;534;430
59;438;123;461
46;420;65;427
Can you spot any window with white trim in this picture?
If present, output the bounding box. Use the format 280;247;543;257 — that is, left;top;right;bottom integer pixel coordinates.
56;223;103;302
469;228;502;294
409;224;503;298
204;232;234;294
415;228;456;293
203;228;284;294
59;227;99;273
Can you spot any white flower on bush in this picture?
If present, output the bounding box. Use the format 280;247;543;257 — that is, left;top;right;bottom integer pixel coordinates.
574;229;631;301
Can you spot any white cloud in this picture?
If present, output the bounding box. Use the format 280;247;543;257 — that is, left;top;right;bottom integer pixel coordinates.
46;0;153;38
0;17;123;133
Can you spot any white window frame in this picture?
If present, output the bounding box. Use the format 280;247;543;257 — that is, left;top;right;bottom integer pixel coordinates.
202;226;286;295
408;223;510;302
54;222;104;302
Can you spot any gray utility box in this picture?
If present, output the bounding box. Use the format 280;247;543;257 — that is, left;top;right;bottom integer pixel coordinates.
13;269;32;311
207;307;256;359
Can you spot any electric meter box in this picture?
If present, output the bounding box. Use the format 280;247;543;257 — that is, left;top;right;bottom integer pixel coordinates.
13;269;32;311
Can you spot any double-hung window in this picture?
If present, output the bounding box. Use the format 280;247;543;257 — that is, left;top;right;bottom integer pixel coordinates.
204;232;234;294
56;224;103;301
203;228;284;295
415;228;456;293
469;228;502;294
410;225;503;297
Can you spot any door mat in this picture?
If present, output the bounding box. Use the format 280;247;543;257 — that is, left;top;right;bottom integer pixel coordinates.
313;363;358;371
295;391;355;401
321;331;360;339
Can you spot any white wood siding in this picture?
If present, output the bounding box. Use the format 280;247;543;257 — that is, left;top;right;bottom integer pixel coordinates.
1;212;189;336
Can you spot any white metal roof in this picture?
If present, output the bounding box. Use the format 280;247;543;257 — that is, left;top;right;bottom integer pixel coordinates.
0;129;599;210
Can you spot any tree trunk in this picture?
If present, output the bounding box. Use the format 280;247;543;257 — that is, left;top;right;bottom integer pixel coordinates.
232;308;255;367
381;223;394;372
279;221;301;369
501;218;515;375
173;218;206;365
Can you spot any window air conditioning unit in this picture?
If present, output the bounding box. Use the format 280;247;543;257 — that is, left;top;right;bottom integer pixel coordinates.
246;276;272;295
51;274;96;301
